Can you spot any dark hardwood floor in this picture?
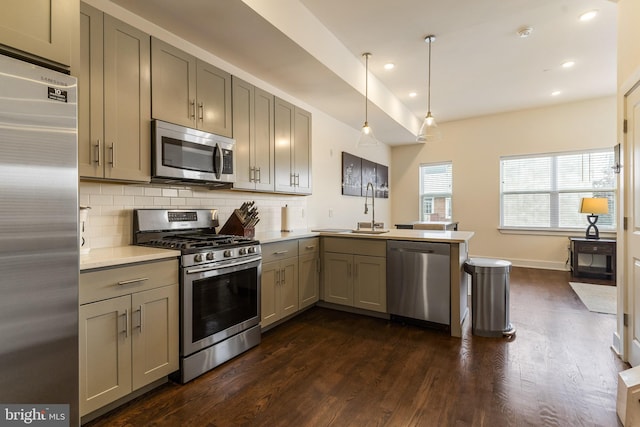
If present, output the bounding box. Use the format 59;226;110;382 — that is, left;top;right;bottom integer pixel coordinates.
86;267;627;426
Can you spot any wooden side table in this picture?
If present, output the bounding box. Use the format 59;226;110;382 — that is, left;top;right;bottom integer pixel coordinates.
569;237;616;279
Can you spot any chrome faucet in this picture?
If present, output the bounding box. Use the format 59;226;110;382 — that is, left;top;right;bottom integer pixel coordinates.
364;182;376;230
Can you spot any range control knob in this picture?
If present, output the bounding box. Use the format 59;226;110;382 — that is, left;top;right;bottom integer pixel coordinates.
194;254;203;263
248;246;256;254
239;248;247;255
223;250;232;258
206;252;214;261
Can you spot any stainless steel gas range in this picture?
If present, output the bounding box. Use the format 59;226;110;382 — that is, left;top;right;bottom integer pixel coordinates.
133;209;261;383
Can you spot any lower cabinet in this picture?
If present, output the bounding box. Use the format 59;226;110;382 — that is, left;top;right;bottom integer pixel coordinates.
261;237;320;328
322;238;387;313
79;259;179;417
261;240;298;328
298;237;320;309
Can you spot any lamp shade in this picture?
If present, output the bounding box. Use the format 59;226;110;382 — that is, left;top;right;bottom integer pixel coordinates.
580;197;609;214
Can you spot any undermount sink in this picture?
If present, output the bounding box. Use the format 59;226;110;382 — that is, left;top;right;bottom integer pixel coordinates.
350;229;390;234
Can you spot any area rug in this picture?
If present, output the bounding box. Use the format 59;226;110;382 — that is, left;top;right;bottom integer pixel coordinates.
569;282;616;314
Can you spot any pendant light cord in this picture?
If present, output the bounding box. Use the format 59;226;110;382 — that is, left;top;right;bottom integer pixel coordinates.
364;53;370;124
427;38;432;114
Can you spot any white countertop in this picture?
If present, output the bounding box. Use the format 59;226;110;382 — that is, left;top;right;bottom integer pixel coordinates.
256;228;474;244
80;229;473;270
80;246;181;271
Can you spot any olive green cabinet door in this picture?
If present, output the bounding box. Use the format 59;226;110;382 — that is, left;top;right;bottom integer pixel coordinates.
299;252;319;309
79;295;132;416
103;15;151;182
353;255;387;313
261;260;280;327
131;285;179;391
196;60;232;137
151;37;196;128
322;252;353;306
0;0;73;66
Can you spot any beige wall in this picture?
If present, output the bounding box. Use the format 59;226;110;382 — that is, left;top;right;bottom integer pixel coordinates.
617;0;640;88
392;96;617;270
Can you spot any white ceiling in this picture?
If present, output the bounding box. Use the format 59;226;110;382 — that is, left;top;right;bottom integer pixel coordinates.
108;0;617;146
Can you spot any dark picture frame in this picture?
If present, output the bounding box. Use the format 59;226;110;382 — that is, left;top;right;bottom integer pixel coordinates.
341;152;389;199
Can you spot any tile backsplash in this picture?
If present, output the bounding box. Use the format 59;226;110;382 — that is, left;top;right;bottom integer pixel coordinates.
79;181;308;250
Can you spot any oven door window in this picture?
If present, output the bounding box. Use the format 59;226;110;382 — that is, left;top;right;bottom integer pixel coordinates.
191;266;258;342
162;136;215;173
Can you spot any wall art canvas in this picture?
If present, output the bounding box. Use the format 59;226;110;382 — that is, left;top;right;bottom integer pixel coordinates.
342;152;362;196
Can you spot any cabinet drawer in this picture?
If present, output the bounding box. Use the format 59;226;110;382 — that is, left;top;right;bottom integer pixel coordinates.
576;242;614;255
324;237;386;257
80;259;178;305
262;240;299;263
299;237;319;256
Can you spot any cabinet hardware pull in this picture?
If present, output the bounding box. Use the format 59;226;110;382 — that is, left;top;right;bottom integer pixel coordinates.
275;269;280;284
122;309;129;338
137;305;143;333
94;139;101;165
117;277;149;286
198;102;204;121
190;100;196;120
109;143;115;167
305;245;316;250
249;167;255;182
281;268;286;285
256;167;261;183
290;173;295;186
274;250;289;255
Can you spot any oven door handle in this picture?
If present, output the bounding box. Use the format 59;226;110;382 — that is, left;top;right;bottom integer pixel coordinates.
185;256;261;274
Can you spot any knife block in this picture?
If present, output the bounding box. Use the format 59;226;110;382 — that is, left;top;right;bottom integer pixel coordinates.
219;210;255;238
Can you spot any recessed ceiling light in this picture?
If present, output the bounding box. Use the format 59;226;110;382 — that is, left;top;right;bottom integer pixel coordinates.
579;10;598;22
517;26;533;38
551;91;562;97
562;61;575;69
409;92;417;98
384;63;395;70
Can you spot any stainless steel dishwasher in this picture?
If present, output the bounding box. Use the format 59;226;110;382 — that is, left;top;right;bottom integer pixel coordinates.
387;240;450;327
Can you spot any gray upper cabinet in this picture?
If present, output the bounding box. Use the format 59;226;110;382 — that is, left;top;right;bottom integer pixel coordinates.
232;77;275;192
0;0;74;67
274;97;312;194
151;38;232;137
79;3;151;182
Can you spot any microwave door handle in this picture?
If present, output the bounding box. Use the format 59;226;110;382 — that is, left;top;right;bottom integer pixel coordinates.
214;143;222;179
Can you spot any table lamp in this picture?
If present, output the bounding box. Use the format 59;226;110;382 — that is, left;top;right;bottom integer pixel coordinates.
580;197;609;240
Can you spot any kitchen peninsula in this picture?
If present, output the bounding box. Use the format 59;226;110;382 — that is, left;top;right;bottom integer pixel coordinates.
257;228;474;338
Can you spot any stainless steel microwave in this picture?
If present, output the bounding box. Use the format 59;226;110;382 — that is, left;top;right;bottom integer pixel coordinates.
152;120;235;187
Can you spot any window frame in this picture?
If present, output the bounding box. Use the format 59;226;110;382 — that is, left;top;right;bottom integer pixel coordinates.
499;148;616;233
419;161;453;222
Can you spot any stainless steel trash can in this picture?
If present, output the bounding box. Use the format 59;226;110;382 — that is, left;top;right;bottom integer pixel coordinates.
463;258;516;337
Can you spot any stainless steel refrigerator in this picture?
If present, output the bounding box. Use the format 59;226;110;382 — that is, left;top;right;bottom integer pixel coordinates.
0;53;79;425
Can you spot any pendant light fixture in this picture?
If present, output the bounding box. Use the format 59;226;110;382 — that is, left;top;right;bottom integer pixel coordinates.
417;35;442;142
357;52;380;147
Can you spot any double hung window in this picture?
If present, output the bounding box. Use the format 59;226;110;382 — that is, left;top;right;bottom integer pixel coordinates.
500;149;616;231
419;162;452;221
